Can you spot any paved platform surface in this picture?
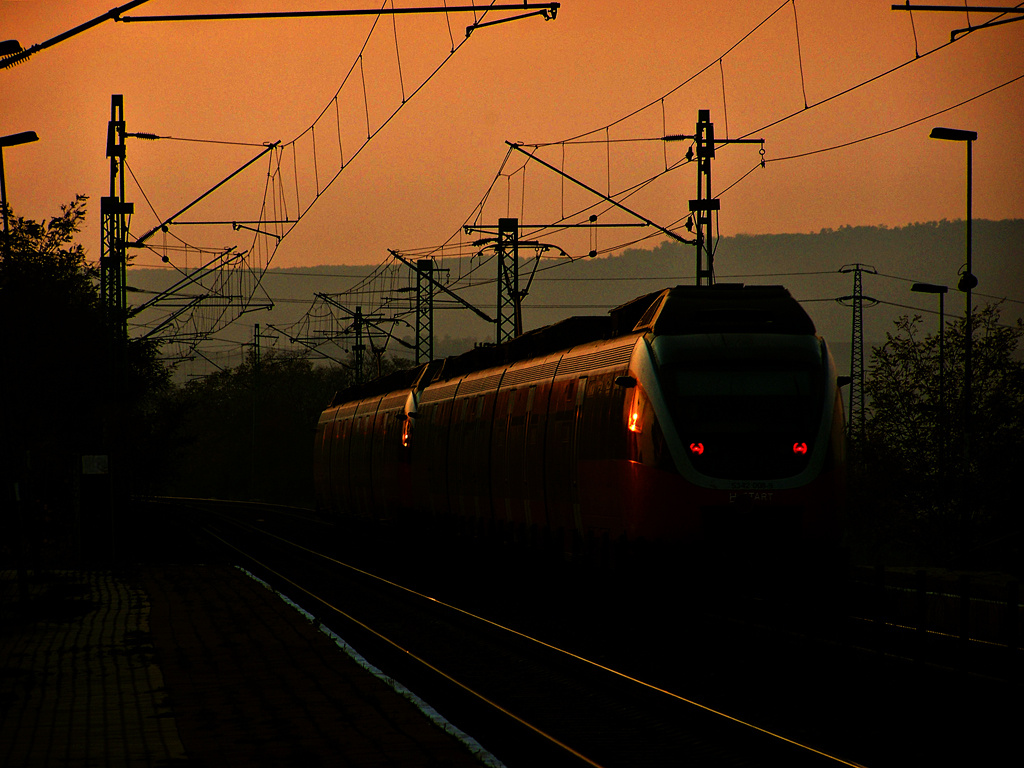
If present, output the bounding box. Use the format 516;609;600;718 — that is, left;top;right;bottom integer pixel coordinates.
0;566;496;767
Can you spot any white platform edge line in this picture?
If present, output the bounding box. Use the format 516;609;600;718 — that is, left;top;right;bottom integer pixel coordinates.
236;566;506;768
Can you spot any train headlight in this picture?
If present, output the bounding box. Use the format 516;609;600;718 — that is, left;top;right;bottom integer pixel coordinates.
627;385;649;434
628;409;641;433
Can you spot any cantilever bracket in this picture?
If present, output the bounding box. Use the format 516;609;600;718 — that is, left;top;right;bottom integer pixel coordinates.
466;5;559;37
889;3;1024;41
233;222;281;241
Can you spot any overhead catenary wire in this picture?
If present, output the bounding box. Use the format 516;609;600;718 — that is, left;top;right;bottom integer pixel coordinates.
535;0;795;147
738;19;972;142
131;134;269;148
497;0;1016;279
791;0;810;109
518;0;1017;222
171;3;1020;370
764;72;1024;164
119;2;551;364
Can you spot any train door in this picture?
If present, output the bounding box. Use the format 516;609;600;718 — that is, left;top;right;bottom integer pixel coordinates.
371;392;406;521
492;388;516;524
448;373;502;527
469;391;496;524
314;409;336;510
574;371;621;537
512;386;533;527
414;381;458;521
352;402;380;516
331;404;357;515
448;394;473;520
498;386;541;529
570;376;588;536
545;375;587;542
524;381;551;531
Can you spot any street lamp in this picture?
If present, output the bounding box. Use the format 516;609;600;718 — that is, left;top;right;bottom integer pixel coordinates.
0;130;40;255
912;282;949;489
911;282;948;396
929;127;976;425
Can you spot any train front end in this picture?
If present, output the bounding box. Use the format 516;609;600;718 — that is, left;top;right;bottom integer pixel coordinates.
620;286;847;562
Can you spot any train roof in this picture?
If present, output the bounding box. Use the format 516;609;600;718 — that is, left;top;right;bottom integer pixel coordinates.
328;284;815;405
630;284;816;336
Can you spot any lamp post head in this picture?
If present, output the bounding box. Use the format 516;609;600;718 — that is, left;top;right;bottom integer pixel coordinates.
929;127;977;142
911;282;948;295
0;131;39;148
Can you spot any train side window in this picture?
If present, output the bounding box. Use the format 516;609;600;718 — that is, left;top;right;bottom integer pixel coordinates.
507;389;516;415
526;386;536;412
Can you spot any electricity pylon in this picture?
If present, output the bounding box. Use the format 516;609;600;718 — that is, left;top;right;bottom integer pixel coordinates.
101;95;133;344
838;263;878;441
415;258;434;364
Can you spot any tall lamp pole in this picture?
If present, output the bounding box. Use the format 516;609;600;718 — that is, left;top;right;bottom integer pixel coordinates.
0;129;38;602
929;127;976;427
0;130;40;256
929;125;976;554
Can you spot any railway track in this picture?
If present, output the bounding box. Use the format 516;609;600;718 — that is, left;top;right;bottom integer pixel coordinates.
141;496;1019;768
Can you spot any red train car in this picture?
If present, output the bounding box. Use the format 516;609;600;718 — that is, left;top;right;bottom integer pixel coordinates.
314;285;847;564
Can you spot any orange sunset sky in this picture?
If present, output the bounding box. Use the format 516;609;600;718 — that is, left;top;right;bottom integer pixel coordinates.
3;1;1022;273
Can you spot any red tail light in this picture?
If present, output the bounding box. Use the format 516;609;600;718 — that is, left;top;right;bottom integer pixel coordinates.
689;442;704;455
793;442;808;455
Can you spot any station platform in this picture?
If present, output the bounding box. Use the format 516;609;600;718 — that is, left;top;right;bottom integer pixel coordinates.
0;565;498;767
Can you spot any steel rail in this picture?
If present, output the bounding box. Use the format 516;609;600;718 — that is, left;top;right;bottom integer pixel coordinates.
199;522;608;768
199;502;865;768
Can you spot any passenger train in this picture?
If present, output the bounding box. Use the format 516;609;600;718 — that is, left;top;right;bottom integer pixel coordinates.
314;285;847;566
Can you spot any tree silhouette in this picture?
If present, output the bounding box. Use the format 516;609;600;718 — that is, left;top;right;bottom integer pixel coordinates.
156;350;364;504
1;196;168;562
860;305;1024;567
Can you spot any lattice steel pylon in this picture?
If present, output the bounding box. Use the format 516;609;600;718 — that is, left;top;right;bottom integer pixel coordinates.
496;217;520;343
101;95;133;345
838;263;878;441
350;307;367;384
415;258;434;364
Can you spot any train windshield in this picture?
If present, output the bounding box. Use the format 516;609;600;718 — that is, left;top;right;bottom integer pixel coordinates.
653;334;825;480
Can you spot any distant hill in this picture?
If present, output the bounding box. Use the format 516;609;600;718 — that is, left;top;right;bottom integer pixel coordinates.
126;219;1024;379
